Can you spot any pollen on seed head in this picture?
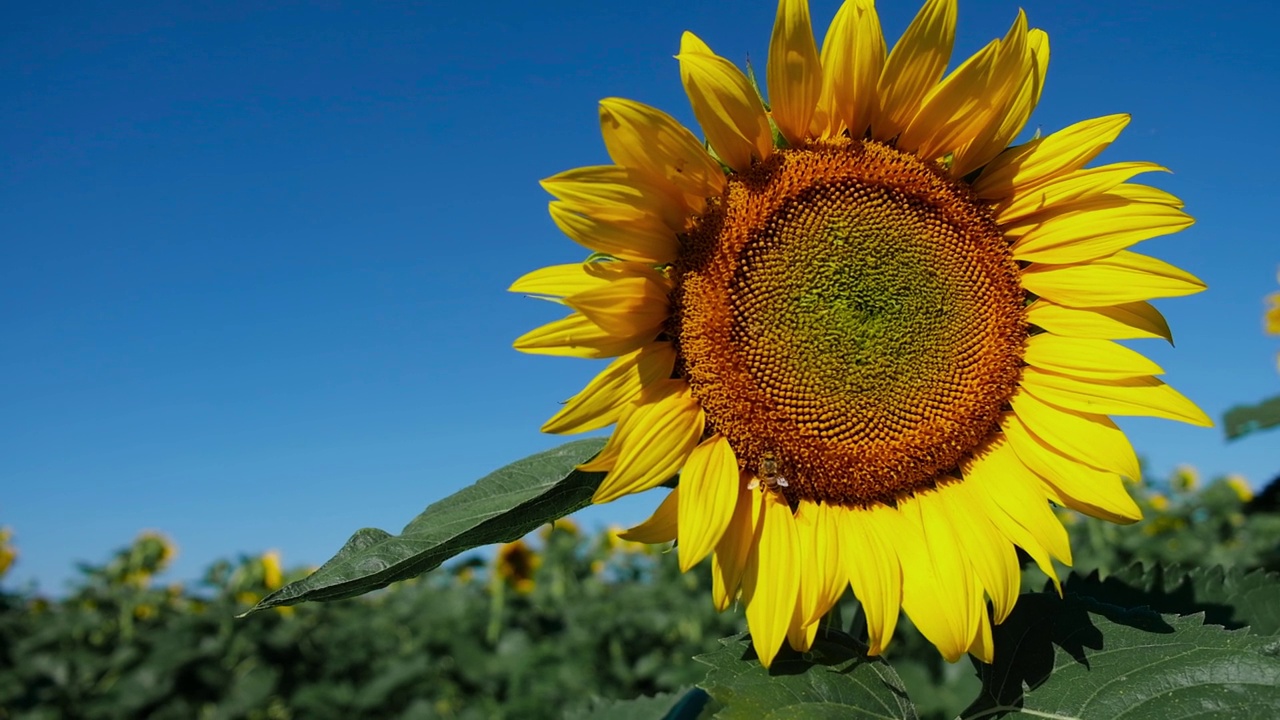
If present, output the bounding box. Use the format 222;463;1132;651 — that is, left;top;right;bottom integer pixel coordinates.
672;139;1025;508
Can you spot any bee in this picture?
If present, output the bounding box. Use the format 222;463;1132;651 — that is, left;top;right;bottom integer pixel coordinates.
748;450;789;490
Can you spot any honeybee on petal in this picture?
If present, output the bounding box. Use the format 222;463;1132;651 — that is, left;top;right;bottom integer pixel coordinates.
748;450;789;490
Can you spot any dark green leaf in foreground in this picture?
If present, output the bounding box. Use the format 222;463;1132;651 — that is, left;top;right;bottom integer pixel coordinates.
697;631;918;720
1066;564;1280;636
1246;473;1280;514
1223;393;1280;440
964;592;1280;719
246;438;605;613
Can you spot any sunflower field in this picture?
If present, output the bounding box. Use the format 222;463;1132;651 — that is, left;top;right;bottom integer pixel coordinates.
1;466;1278;720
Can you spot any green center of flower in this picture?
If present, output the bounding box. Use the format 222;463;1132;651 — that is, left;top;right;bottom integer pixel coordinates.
673;139;1026;507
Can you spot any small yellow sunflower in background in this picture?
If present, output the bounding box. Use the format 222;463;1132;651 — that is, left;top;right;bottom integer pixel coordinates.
513;0;1209;666
0;527;16;579
1266;268;1280;371
495;539;540;594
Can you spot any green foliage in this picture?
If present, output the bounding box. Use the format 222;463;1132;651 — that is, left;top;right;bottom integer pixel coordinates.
1224;394;1280;440
5;454;1280;718
965;593;1280;718
1066;564;1280;636
696;631;918;719
1;520;741;719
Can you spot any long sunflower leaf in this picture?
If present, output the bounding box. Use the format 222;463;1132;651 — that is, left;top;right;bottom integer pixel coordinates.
244;438;606;613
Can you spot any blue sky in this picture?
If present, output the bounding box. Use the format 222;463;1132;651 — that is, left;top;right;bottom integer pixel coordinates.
4;0;1278;592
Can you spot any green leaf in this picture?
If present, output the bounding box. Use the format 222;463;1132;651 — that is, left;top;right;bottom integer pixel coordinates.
1224;393;1280;440
245;438;606;613
1246;473;1280;514
696;631;919;719
1066;564;1280;636
567;688;711;720
965;592;1280;719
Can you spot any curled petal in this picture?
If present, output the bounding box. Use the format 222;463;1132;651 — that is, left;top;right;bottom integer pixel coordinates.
873;0;956;141
678;32;773;173
599;97;725;208
767;0;823;145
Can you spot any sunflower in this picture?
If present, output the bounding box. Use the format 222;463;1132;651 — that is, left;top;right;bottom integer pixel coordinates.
512;0;1209;666
1267;269;1280;371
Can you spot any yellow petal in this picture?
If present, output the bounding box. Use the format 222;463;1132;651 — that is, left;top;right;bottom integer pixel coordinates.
813;0;885;139
1001;412;1143;524
599;97;726;209
952;27;1048;178
619;488;679;543
513;312;654;359
838;505;902;655
897;494;979;662
578;386;677;472
902;11;1029;165
509;260;664;300
1022;183;1186;216
1021;250;1207;307
995;162;1168;224
795;501;846;627
936;12;1027;174
810;7;846;138
787;599;822;653
542;165;689;233
592;381;706;503
542;342;677;434
1026;29;1049;109
961;439;1070;589
967;593;995;664
1020;367;1213;427
897;38;999;160
938;481;1020;624
808;0;849;135
1109;182;1185;208
1023;334;1164;380
578;408;628;472
678;32;773;173
677;435;742;572
788;508;823;652
1026;299;1173;344
563;274;671;337
547;202;679;265
742;492;801;668
1009;388;1141;481
973;114;1130;201
509;263;611;302
712;483;763;611
1012;201;1194;265
873;0;956;142
767;0;822;146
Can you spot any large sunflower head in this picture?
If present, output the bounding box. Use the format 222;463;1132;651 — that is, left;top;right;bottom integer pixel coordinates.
512;0;1208;667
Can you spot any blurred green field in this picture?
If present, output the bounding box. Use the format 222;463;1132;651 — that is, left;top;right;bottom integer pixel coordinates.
2;467;1277;720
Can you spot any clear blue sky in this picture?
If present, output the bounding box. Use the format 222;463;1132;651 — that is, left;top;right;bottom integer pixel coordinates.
4;0;1278;592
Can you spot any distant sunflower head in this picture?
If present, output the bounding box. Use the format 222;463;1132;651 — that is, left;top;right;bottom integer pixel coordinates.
496;539;540;594
1267;268;1280;371
513;0;1208;666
